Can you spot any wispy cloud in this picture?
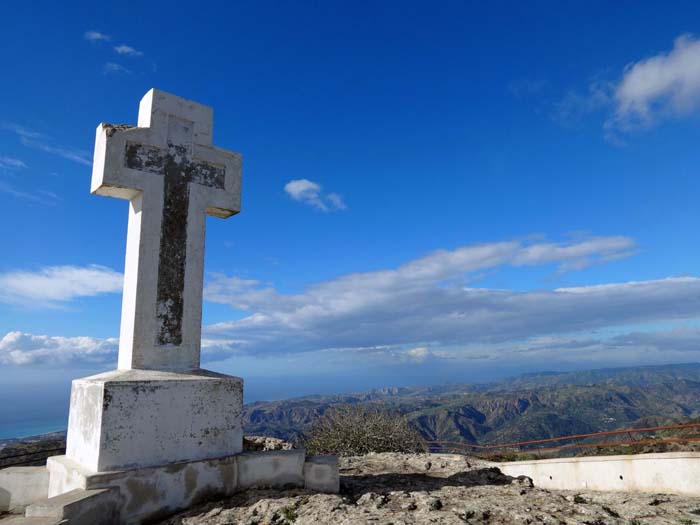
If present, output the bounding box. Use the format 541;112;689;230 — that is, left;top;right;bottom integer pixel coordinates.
114;44;143;57
1;122;43;140
0;181;59;206
19;138;91;166
84;30;110;42
0;145;57;205
284;179;347;211
0;156;27;169
464;325;700;367
554;79;613;128
509;78;548;100
326;192;347;211
84;29;147;72
0;265;123;306
102;62;131;75
3;122;91;166
38;189;61;201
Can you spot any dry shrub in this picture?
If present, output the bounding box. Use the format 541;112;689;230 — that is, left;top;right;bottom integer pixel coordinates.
304;404;427;456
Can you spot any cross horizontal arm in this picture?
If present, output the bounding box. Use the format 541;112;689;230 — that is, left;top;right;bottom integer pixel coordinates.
91;124;242;217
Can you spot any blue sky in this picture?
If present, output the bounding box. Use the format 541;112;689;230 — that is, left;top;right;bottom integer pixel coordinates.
3;1;700;434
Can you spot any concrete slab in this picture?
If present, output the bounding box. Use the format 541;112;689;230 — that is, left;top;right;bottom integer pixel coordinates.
499;451;700;496
304;455;340;493
0;467;49;512
234;450;306;490
48;453;237;523
0;517;67;525
26;487;119;525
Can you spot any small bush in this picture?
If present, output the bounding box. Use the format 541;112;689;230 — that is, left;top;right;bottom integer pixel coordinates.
278;504;298;524
303;404;427;456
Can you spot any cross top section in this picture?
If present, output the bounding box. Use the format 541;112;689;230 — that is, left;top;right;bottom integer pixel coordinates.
92;89;242;371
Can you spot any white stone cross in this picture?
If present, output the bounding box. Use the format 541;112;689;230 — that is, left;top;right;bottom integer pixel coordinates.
92;89;241;371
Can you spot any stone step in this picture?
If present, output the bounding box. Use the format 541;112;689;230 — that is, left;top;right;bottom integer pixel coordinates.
0;517;67;525
25;488;120;525
0;467;50;513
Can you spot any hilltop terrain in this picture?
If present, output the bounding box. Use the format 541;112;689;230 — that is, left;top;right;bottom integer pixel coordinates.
161;452;700;524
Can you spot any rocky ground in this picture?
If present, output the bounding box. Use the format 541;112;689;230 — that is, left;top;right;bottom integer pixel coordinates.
160;452;700;525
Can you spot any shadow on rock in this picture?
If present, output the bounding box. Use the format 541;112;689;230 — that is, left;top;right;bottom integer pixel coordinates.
341;467;533;499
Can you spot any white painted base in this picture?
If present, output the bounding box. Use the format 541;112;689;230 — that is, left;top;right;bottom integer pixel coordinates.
47;454;238;523
499;451;700;496
304;455;340;493
66;369;243;472
42;449;337;523
26;487;120;525
0;467;49;513
237;450;305;489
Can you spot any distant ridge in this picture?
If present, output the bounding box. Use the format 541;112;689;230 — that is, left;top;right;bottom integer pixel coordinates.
242;362;700;445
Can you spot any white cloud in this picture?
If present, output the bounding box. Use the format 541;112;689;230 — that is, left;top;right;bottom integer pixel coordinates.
6;235;700;368
285;178;320;201
84;30;110;42
201;236;650;355
284;179;346;211
103;62;131;75
609;34;700;130
558;34;700;137
0;156;26;169
203;272;700;362
0;331;117;365
404;346;432;363
114;45;143;57
0;265;123;306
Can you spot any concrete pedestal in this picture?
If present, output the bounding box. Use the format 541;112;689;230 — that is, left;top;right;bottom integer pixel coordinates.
0;467;49;513
65;369;243;472
43;449;335;523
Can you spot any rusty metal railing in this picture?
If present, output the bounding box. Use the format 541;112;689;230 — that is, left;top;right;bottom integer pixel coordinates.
426;422;700;460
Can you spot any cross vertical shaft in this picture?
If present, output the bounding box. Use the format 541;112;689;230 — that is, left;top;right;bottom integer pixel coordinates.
91;89;242;371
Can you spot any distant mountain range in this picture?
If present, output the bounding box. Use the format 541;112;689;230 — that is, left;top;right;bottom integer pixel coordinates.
242;362;700;445
5;362;700;455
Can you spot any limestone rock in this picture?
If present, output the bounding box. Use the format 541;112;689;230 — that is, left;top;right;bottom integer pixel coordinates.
157;452;700;524
242;436;294;452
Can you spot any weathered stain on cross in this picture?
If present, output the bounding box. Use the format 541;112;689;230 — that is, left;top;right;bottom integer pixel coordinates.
92;89;241;371
124;134;225;346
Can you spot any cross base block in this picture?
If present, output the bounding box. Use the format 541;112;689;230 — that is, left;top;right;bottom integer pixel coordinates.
65;369;243;472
